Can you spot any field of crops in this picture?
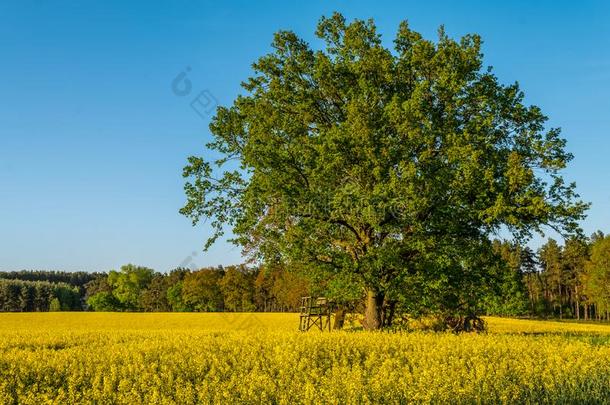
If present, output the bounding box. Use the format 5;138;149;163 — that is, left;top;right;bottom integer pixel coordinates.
1;313;610;404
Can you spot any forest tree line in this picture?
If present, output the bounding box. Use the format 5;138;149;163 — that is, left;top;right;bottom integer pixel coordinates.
489;231;610;321
84;264;309;313
0;266;311;313
1;231;610;320
0;271;101;312
0;279;82;312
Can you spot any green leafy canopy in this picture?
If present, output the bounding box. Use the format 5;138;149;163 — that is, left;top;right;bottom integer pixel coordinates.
181;13;588;306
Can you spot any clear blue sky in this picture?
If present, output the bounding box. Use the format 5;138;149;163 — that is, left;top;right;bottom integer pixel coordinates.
1;1;609;273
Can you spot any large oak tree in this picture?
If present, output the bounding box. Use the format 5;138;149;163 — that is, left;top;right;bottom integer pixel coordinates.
181;13;587;329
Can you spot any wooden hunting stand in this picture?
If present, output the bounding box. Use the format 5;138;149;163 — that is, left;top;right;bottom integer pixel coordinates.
299;296;332;332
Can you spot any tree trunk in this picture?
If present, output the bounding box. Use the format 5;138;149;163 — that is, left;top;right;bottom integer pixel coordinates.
585;304;589;321
559;284;563;319
383;300;397;328
333;307;346;330
363;289;384;330
574;286;580;320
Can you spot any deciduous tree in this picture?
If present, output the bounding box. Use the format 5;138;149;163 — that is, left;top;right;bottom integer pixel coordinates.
181;13;587;329
107;264;155;311
182;268;224;311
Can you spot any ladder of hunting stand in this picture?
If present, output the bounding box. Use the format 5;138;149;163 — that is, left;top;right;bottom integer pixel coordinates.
299;296;332;332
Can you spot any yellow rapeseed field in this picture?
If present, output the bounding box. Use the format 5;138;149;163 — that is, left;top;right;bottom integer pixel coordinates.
1;313;610;404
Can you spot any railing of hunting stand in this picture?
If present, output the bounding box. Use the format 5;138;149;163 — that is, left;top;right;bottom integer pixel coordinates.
299;296;332;332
